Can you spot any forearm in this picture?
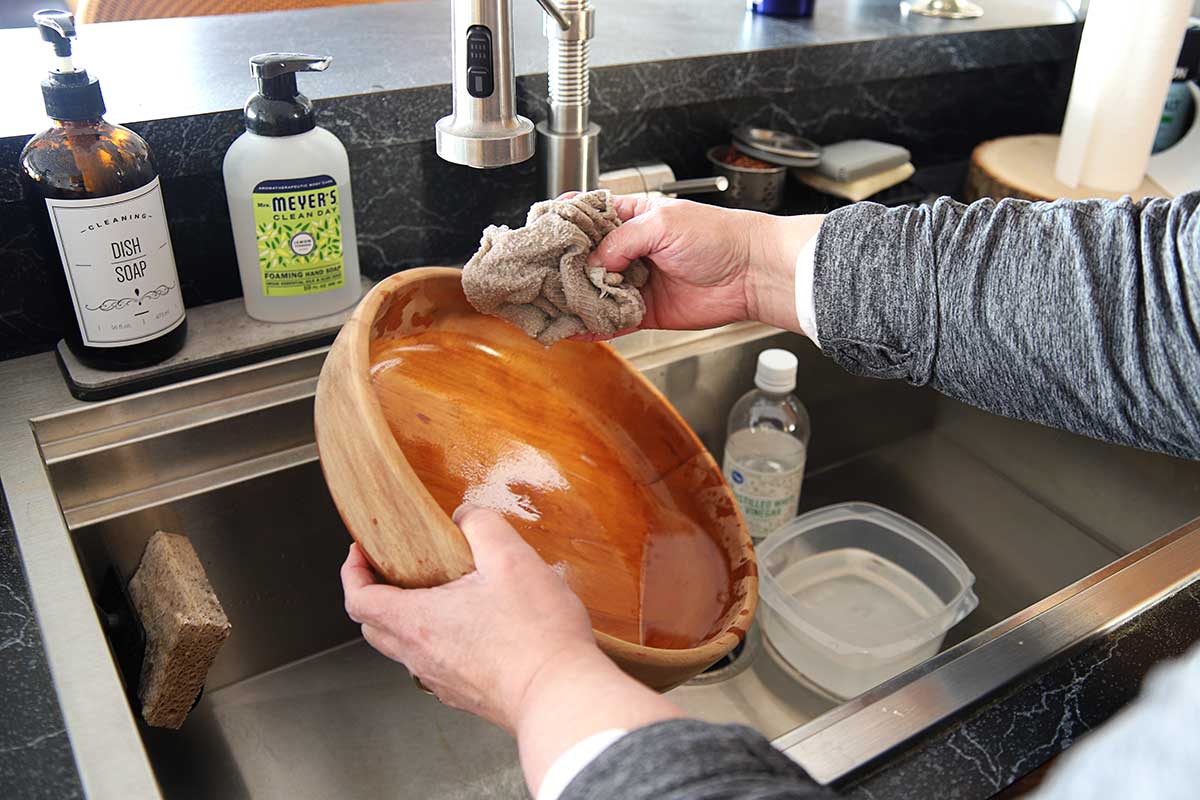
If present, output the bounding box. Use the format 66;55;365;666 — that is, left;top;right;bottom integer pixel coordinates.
515;647;685;796
813;192;1200;458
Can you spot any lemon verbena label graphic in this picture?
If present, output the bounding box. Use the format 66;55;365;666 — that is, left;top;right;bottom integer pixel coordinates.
252;175;345;296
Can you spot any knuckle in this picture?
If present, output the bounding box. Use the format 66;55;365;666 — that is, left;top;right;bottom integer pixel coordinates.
361;623;382;650
404;622;434;652
648;203;687;237
654;199;684;222
644;206;671;230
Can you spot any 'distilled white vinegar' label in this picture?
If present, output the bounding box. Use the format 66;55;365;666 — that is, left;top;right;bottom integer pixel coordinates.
45;177;185;348
723;428;807;541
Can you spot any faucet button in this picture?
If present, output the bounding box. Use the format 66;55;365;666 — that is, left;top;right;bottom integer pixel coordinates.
467;66;493;98
465;25;495;98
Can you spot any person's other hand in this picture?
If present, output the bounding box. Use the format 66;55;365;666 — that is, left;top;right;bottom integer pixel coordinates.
587;195;822;333
340;505;603;734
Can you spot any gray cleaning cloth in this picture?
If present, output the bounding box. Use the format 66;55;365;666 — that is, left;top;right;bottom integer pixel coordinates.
461;189;650;345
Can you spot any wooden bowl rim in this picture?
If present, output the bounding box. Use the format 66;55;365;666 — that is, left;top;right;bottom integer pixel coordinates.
330;267;757;667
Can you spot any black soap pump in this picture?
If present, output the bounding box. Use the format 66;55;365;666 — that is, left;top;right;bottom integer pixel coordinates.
244;53;329;136
19;9;187;370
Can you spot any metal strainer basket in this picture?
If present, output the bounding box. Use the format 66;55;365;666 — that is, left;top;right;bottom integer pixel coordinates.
706;145;787;211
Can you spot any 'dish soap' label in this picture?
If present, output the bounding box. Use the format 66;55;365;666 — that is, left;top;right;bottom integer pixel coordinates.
45;177;186;348
252;175;345;297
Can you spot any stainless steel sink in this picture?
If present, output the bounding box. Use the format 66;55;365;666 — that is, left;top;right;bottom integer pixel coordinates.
6;325;1200;799
23;330;843;799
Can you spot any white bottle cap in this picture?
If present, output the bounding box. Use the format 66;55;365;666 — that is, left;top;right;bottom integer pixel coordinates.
755;348;798;393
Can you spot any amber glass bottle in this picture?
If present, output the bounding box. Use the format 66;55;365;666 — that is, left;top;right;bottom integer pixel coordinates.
20;11;186;370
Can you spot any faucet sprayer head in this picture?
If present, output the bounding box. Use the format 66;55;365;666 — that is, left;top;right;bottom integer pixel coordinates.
436;0;568;169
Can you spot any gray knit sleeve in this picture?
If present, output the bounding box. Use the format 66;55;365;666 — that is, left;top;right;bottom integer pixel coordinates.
813;192;1200;459
558;719;831;800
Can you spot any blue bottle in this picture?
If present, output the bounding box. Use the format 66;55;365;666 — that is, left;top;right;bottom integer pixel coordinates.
749;0;815;18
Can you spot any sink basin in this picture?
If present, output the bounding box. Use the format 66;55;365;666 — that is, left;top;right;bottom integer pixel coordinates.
24;327;1200;799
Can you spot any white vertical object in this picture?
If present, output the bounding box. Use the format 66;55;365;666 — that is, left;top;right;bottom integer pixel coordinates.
1055;0;1191;193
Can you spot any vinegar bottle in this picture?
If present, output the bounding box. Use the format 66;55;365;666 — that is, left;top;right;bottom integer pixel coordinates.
722;349;811;542
19;10;187;369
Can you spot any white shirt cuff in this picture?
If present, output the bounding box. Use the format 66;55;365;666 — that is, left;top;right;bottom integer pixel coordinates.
795;232;820;348
536;728;629;800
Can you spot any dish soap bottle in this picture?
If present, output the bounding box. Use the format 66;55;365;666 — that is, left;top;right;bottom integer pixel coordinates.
223;53;361;322
20;10;187;369
723;349;811;542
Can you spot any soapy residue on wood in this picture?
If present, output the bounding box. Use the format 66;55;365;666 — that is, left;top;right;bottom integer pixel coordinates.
461;444;568;521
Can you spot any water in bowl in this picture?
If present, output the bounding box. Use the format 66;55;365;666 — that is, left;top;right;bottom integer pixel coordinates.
369;328;734;649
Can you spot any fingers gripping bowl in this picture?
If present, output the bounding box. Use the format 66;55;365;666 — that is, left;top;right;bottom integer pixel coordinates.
315;268;758;690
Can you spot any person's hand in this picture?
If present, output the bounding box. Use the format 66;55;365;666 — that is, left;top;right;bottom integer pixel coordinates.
341;505;688;795
340;504;601;733
587;196;823;333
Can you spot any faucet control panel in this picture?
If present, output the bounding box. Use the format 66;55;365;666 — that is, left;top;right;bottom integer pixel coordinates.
465;25;495;99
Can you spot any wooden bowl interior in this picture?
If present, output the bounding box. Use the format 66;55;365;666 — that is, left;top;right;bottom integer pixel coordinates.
359;270;755;654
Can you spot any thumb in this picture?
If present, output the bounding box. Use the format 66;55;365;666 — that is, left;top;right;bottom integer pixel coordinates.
589;210;666;272
452;504;542;575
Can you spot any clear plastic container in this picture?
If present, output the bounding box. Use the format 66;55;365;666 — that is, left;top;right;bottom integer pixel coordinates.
757;502;978;699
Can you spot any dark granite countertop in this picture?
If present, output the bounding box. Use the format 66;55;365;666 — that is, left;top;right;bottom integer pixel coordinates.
0;0;1081;361
0;0;1078;203
0;482;84;799
1;0;1076;141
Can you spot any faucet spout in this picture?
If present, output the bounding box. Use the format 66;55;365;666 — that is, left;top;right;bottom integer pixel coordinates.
533;0;571;32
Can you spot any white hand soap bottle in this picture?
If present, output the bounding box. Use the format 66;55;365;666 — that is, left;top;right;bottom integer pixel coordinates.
223;53;361;322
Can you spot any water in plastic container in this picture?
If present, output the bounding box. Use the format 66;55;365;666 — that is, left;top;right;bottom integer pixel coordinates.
757;503;977;699
765;548;947;697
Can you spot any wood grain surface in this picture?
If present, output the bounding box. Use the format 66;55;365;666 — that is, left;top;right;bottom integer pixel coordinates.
965;134;1170;203
315;268;757;689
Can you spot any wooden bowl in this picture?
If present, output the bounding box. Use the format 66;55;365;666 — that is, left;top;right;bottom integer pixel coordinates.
315;267;757;690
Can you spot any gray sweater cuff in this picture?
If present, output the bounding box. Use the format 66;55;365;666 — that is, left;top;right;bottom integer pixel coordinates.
813;201;938;385
559;719;829;800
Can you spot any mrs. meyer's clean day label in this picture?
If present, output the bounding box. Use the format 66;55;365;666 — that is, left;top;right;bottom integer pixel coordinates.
722;349;812;541
252;175;345;296
45;177;186;348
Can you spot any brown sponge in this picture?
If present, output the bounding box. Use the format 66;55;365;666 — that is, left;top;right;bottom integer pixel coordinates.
128;531;231;729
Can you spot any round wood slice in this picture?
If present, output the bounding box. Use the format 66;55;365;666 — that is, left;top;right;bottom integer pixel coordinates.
965;134;1170;203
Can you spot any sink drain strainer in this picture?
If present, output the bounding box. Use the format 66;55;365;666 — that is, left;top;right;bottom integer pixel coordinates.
687;624;761;686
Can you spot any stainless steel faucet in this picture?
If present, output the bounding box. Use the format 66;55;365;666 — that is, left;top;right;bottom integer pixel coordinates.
435;0;536;169
436;0;598;197
436;0;726;201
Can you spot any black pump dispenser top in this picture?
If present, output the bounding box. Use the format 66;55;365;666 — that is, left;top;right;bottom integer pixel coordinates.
33;9;105;121
244;53;332;136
